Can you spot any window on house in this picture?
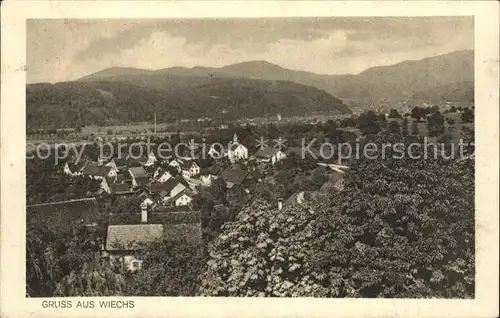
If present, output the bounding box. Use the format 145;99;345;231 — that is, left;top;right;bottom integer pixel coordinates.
132;261;140;268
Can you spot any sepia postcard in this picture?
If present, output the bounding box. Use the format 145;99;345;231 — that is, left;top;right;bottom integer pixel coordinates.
1;1;499;317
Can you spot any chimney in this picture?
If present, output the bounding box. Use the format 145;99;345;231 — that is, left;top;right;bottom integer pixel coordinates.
277;198;283;211
140;202;148;223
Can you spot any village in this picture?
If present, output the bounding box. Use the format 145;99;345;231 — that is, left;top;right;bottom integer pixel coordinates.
53;131;349;272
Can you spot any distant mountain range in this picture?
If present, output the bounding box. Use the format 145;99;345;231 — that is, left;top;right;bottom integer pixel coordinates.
27;50;473;129
79;49;474;103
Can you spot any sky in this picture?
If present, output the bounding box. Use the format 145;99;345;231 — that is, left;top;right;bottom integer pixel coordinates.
27;17;474;84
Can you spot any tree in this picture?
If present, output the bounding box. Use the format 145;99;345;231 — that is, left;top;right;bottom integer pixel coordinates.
402;118;409;135
411;120;419;135
427;111;445;137
388;121;401;134
357;111;381;136
311;136;474;298
129;238;204;296
388;109;401;119
54;258;127;296
461;107;474;123
378;114;388;130
193;178;229;244
26;224;103;297
410;107;423;121
199;199;329;297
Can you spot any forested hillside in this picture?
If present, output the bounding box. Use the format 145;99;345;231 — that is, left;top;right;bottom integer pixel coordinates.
26;78;350;129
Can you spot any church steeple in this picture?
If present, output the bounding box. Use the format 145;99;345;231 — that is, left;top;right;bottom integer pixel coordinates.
233;133;239;144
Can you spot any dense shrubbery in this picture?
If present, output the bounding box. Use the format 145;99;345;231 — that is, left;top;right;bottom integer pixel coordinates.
199;134;475;298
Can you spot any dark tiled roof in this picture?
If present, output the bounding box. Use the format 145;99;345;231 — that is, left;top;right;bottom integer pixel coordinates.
150;177;187;195
106;224;163;251
150;181;174;194
202;164;222;175
180;161;197;170
112;158;128;168
68;159;89;172
254;147;279;158
110;183;133;194
221;167;248;185
170;188;192;202
129;167;149;179
163;223;202;243
117;171;133;183
135;177;150;187
83;163;111;177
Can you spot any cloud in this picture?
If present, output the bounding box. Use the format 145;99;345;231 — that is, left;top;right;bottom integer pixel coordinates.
27;17;474;83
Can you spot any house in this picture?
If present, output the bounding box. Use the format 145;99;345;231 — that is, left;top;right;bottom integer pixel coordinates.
199;174;215;187
320;171;345;192
152;167;163;180
150;178;189;204
168;158;184;171
63;159;89;177
254;146;287;165
143;152;158;167
142;196;154;207
171;189;193;207
116;170;134;185
199;164;222;186
221;165;249;188
208;145;226;159
82;163;113;180
285;191;318;208
227;133;248;163
184;177;201;191
105;222;163;271
128;154;148;167
157;170;173;183
180;161;200;178
97;155;110;166
100;178;111;194
105;158;128;171
128;167;150;187
110;182;135;195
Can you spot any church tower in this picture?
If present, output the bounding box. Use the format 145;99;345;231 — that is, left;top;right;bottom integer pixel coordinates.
233;133;239;144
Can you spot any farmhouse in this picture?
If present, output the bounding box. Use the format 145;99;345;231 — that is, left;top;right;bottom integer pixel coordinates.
128;154;149;167
157;170;174;183
63;159;89;177
82;163;113;180
180;161;200;178
169;158;184;171
199;164;222;187
208;144;226;159
150;177;189;204
105;223;163;271
99;178;111;194
116;170;134;184
171;189;193;207
106;158;128;172
254;146;287;165
143;152;158;167
128;167;150;187
110;182;135;195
